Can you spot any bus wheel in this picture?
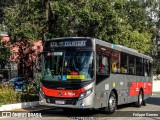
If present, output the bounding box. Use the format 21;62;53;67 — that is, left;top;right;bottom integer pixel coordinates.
135;90;143;108
106;91;117;114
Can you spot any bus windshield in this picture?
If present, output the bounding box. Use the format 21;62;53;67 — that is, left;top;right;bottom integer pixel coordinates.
43;51;94;81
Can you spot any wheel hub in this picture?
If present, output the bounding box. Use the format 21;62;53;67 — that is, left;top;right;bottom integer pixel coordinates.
109;96;116;111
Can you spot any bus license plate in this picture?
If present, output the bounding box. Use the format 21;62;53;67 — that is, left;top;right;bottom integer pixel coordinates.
55;100;65;104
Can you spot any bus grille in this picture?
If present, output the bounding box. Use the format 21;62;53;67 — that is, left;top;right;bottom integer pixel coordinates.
45;96;78;105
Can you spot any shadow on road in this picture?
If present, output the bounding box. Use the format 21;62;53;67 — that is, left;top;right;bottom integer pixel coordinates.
37;108;104;117
145;97;160;106
36;103;138;117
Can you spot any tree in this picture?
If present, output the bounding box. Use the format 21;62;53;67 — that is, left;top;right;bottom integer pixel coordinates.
0;0;14;68
2;0;45;77
0;35;10;79
2;0;160;75
0;0;15;24
3;0;45;43
0;40;10;69
48;0;155;54
49;0;121;41
14;39;34;77
142;0;160;74
3;0;158;54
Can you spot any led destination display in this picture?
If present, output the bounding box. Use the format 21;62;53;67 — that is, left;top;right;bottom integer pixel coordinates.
45;38;92;48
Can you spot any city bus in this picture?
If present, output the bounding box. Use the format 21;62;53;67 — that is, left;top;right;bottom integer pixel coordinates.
39;37;153;113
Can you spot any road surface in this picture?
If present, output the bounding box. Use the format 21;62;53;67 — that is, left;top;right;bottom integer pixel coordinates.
1;93;160;120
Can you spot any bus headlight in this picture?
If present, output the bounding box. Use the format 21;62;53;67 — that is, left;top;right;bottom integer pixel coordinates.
79;88;93;100
39;87;45;98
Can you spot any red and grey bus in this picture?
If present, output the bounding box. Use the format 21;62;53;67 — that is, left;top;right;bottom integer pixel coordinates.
39;37;152;113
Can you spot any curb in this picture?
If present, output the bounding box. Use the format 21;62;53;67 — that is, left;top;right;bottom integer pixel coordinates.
152;92;160;96
0;101;40;111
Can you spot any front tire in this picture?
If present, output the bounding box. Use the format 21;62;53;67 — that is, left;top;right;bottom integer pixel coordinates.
106;91;117;114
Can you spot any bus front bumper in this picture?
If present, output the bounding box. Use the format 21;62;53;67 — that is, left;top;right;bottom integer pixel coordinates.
39;92;94;109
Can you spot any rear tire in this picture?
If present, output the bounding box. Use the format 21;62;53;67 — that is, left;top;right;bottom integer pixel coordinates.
105;91;117;114
135;90;143;107
142;100;146;106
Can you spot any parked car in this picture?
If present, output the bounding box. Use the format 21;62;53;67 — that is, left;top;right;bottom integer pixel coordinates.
9;77;27;91
9;77;25;84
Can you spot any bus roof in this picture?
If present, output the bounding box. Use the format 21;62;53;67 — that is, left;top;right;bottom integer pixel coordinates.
46;37;90;41
95;38;153;61
46;37;153;61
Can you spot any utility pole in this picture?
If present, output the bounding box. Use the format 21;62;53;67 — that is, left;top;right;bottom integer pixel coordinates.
43;0;50;43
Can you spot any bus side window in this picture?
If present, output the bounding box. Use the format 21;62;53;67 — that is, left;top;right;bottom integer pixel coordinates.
96;54;109;75
112;62;116;73
149;61;152;77
136;57;143;76
111;50;120;73
102;56;109;74
144;59;150;77
121;53;128;74
128;55;136;75
112;62;120;73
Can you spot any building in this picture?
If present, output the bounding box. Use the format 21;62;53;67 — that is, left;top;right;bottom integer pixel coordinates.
0;32;10;79
9;40;43;78
0;32;43;79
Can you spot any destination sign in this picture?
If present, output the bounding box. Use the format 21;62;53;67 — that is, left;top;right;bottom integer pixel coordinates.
45;39;92;48
50;41;86;47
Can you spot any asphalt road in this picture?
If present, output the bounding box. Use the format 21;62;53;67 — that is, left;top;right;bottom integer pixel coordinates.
1;93;160;120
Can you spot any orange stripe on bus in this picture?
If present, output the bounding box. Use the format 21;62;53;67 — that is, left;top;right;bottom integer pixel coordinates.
129;82;152;96
42;86;86;98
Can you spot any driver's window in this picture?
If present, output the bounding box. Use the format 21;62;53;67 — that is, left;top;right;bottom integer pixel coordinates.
97;53;109;75
44;52;63;76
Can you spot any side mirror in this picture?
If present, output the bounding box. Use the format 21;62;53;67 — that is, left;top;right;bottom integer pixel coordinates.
35;53;42;72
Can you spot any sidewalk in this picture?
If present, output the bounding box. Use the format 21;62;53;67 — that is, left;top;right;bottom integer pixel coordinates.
152;91;160;96
0;105;55;119
0;101;39;111
8;105;55;112
0;100;55;112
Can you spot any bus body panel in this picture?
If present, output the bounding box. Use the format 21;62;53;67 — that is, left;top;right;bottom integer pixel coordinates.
93;81;110;108
39;37;153;110
93;74;152;108
94;38;152;108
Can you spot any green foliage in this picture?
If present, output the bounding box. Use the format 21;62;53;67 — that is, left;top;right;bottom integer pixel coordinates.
3;0;158;54
114;30;152;54
27;83;39;95
2;0;159;74
153;59;160;75
35;72;42;88
0;84;20;105
25;73;42;95
50;0;120;41
0;36;10;69
48;0;156;54
0;84;39;106
0;47;10;68
3;0;45;43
